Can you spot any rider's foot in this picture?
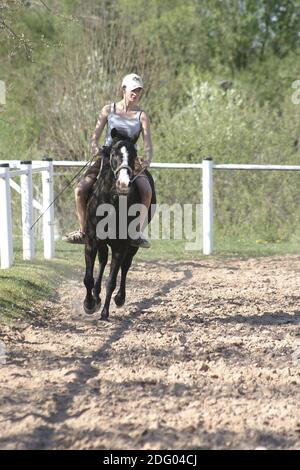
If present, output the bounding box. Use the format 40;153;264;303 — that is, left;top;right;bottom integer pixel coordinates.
130;233;151;249
62;229;85;244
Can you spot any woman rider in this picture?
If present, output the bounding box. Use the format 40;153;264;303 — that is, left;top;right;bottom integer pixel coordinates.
64;73;153;249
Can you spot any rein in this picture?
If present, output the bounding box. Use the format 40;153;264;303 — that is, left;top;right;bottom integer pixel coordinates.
30;154;97;230
130;165;146;184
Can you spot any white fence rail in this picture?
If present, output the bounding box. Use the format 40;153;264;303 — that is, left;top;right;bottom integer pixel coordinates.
0;159;54;269
1;158;300;269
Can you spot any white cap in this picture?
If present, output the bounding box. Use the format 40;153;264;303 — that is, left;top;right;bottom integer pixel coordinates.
121;73;144;91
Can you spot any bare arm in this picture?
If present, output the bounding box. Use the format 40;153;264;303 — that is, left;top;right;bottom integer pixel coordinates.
90;104;110;156
140;111;153;166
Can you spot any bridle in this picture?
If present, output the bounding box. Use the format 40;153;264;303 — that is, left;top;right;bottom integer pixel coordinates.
110;157;134;180
110;142;134;180
110;152;146;185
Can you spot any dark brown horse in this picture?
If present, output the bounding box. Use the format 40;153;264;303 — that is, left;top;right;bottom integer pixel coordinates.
83;129;156;320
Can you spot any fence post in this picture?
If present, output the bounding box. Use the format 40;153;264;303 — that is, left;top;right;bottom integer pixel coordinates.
0;164;13;269
42;157;55;259
20;161;34;261
202;157;213;255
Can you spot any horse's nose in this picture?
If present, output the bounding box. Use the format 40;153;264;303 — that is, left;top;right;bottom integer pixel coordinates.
116;179;130;194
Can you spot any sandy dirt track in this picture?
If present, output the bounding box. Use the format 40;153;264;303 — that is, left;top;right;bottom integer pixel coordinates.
0;254;300;450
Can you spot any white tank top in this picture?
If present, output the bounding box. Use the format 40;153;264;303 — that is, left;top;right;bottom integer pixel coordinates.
104;103;142;146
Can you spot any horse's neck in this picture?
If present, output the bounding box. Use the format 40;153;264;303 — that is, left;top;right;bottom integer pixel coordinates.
95;168;115;201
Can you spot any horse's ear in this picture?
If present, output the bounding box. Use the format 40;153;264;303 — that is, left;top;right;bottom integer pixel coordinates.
111;127;130;142
111;128;118;140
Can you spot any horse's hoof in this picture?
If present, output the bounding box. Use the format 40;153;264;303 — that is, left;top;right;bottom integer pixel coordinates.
114;293;125;307
92;288;100;299
100;309;109;321
83;300;96;315
94;297;101;312
92;290;101;311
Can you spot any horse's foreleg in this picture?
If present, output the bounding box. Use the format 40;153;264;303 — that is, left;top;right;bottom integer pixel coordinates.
93;245;109;304
83;239;98;314
100;248;127;320
114;247;137;307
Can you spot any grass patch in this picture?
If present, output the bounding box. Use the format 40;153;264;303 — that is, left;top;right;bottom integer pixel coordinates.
135;236;300;261
0;239;84;326
214;234;300;259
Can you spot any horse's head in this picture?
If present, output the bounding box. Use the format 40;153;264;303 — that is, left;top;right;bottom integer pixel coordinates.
109;128;137;195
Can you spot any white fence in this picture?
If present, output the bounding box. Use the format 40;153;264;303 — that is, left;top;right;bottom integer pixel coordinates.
0;159;54;269
1;158;300;269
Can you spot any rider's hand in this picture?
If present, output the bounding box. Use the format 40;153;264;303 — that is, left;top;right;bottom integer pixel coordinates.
93;146;100;157
140;159;150;169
